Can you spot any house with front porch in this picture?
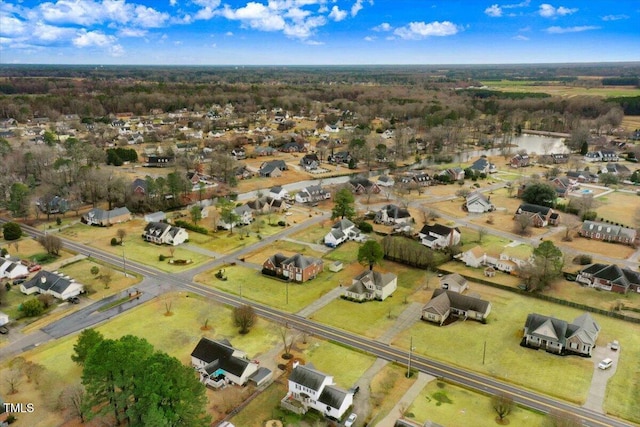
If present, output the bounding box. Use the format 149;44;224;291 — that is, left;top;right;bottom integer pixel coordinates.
142;222;189;246
421;289;491;326
295;185;331;204
282;361;354;420
324;219;361;247
82;207;132;227
522;312;600;356
344;270;397;301
20;270;84;301
465;192;495;213
576;263;640;294
374;204;412;225
217;204;254;230
579;221;637;246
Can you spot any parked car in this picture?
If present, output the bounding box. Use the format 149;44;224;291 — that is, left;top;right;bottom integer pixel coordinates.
68;296;80;304
598;358;613;370
0;325;8;335
345;413;357;427
611;340;619;351
12;278;27;286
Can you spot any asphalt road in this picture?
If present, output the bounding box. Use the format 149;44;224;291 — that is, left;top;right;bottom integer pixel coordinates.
0;219;635;427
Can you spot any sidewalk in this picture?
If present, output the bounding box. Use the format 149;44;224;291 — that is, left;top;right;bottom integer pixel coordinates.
375;372;434;427
296;286;343;318
377;302;423;345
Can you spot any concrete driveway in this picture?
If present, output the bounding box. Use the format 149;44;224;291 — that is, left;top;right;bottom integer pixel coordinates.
583;340;622;412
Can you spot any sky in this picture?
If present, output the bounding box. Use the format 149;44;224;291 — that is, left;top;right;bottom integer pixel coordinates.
0;0;639;65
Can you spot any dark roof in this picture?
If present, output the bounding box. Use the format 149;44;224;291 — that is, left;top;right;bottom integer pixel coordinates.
144;221;171;235
524;313;568;344
419;224;459;237
190;337;249;378
380;204;411;219
517;204;551;216
349;177;375;188
289;364;328;392
430;289;490;313
470;157;489;170
318;385;349;409
22;270;75;294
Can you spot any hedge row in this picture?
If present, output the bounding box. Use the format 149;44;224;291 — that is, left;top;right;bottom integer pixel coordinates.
174;220;208;235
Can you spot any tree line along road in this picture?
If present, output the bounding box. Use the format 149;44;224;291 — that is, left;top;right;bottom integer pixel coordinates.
0;219;635;427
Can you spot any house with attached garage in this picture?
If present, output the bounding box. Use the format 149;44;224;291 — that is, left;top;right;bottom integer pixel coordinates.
295;185;331;204
324;219;362;247
374;204;412;225
576;263;640;294
421;289;491;326
281;361;354;420
262;253;323;283
142;222;189;246
550;176;578;198
259;160;288;177
439;273;468;293
442;167;465;182
465;192;495;213
584;150;619;163
0;257;29;280
82;207;132;227
20;270;84;301
579;221;637;246
521;313;600;357
510;153;530;168
217;204;254;230
344;270;397;301
269;186;289;201
348;178;381;195
469;156;497;174
300;153;320;171
514;204;558;227
191;337;271;388
418;224;461;249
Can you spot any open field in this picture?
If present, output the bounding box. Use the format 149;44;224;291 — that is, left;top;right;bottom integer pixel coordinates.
302;340;376;389
368;363;417;424
406;380;546;427
393;282;640;418
0;236;76;265
550;232;636;260
194;264;352;313
594;191;640;227
480;80;640;98
58;258;141;300
323;241;365;263
621;115;640;132
291;219;335;244
310;262;428;338
58;221;210;272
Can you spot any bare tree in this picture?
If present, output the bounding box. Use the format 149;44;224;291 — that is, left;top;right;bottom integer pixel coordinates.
545;409;583;427
116;228;127;245
491;393;513;422
5;368;22;394
478;227;487;244
60;383;87;423
562;216;579;241
233;304;257;334
98;269;113;289
278;323;295;359
514;214;532;235
37;234;63;256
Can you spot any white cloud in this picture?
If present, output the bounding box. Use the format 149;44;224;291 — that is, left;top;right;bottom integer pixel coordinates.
225;31;234;36
284;15;325;38
394;21;459;40
304;39;324;45
539;4;577;18
39;0;103;26
169;0;178;6
503;0;529;8
109;43;124;56
513;34;529;40
484;4;502;17
195;7;217;20
33;22;76;41
351;0;371;17
36;0;169;28
119;28;148;37
328;6;347;22
73;29;114;47
602;14;629;21
546;25;599;34
0;14;26;36
193;0;221;7
364;35;375;41
373;22;392;32
133;5;169;27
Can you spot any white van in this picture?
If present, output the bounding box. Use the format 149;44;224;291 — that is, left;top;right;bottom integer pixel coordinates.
598;358;613;370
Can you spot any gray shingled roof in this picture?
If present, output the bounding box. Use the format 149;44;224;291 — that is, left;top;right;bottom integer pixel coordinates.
289;364;328;392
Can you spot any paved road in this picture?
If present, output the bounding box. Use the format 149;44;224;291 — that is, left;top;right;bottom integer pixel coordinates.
0;220;634;427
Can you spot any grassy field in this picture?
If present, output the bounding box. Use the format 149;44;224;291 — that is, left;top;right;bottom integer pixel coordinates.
291;219;334;244
229;380;290;427
242;239;325;265
406;380;546;427
480;80;640;98
369;363;417;424
59;221;210;272
621;115;640;132
393;282;640;414
58;258;141;300
194;264;353;313
550;232;637;260
310;263;429;338
301;340;376;389
323;241;365;263
0;236;76;265
594;191;640;227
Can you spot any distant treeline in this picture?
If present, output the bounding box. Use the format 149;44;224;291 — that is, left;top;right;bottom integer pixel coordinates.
601;77;640;86
459;88;551;100
607;96;640;115
106;148;138;166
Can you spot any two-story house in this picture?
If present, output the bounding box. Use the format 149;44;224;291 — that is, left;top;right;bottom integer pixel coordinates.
374;204;412;225
418;224;461;249
465;192;495;213
269;186;289;201
300;153;320;171
324;219;362;247
217;204;254;230
295;185;331;204
510;153;530;168
142;222;189;246
515;204;558;227
348;178;380;195
262;253;323;283
344;270;397;301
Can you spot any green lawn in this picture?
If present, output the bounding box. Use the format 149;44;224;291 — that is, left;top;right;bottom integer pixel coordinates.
311;263;429;338
291;221;332;244
194;265;351;313
393;282;640;408
604;330;640;423
407;380;546;427
230;381;291;427
458;227;512;252
595;191;640;227
58;259;141;300
323;241;362;263
303;340;376;389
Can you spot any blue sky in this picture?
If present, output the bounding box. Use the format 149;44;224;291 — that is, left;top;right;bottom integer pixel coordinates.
1;0;638;65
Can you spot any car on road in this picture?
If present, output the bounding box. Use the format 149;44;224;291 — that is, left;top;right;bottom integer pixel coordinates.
598;358;613;370
611;340;619;351
344;413;357;427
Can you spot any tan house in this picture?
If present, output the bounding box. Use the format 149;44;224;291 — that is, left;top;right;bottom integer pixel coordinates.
439;273;468;293
522;313;600;357
421;289;491;326
82;207;132;226
344;270;397;301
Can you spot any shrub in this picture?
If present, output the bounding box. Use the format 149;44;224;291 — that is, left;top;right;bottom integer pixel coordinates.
174;220;208;235
277;220;286;226
582;211;597;221
56;217;62;226
2;222;22;241
358;221;373;233
110;237;118;246
90;266;100;276
0;248;7;257
21;298;45;317
37;293;54;309
159;254;166;261
574;254;593;265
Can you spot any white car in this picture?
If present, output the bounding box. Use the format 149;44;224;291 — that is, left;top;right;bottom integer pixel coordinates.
611;340;619;351
345;413;357;427
598;358;613;370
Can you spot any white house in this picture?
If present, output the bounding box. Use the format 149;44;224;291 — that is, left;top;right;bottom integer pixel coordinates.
456;245;532;274
142;222;189;246
295;185;331;204
374;204;412;225
465;192;495;213
20;270;84;301
217;204;254;230
0;258;29;280
269;186;289;201
440;273;468;293
418;224;461;249
324;219;362;247
0;311;8;326
191;337;270;387
282;361;354;420
344;270;397;301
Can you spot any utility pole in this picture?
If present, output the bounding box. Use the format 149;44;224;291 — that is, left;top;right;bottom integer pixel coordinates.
407;336;414;378
483;340;487;365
